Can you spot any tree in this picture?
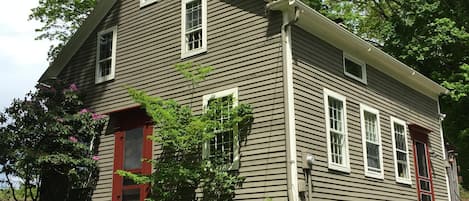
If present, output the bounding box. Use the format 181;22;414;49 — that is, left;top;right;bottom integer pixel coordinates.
118;63;253;201
304;0;469;188
0;80;107;201
29;0;97;61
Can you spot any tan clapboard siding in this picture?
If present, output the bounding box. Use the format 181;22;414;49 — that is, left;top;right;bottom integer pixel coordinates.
292;26;448;200
58;0;287;200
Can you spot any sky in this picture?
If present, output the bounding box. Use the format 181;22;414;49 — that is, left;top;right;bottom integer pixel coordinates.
0;0;51;112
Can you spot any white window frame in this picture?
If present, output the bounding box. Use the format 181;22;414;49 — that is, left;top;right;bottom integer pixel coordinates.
390;116;412;184
324;88;350;173
181;0;207;58
202;87;239;170
360;104;384;179
140;0;158;8
95;26;117;84
343;53;367;84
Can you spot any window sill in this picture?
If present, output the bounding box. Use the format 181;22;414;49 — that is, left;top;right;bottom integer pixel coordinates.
396;177;412;185
181;48;207;59
328;163;350;173
95;76;115;84
344;71;367;84
140;0;158;8
365;171;384;179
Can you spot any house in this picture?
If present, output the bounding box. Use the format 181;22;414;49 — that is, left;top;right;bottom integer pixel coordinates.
38;0;452;200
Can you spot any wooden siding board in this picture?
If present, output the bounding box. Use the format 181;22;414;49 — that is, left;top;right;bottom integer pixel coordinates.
292;26;448;200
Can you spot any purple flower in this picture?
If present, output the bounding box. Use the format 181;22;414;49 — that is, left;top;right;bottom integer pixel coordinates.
92;113;105;120
92;156;100;161
79;109;89;114
69;136;78;143
69;83;78;92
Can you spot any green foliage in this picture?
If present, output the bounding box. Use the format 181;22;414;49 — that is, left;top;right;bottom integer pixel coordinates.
0;80;107;201
305;0;469;189
29;0;97;61
119;64;253;201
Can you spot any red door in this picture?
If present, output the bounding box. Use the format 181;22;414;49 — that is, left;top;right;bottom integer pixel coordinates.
112;111;152;201
410;125;435;201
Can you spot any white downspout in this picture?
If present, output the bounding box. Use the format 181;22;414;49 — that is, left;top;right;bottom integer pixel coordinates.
438;100;451;201
281;5;300;201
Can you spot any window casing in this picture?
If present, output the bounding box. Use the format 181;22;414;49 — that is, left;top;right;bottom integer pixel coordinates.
343;53;367;84
360;104;383;179
202;88;239;170
324;88;350;172
391;117;412;184
140;0;158;7
181;0;207;58
96;26;117;84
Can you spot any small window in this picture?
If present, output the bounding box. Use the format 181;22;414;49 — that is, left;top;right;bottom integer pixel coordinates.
202;88;239;169
391;117;411;184
324;88;350;172
343;53;367;84
140;0;158;7
360;104;383;179
96;26;117;84
181;0;207;58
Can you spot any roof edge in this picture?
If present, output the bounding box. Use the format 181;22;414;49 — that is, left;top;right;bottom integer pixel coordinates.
39;0;118;82
269;0;448;100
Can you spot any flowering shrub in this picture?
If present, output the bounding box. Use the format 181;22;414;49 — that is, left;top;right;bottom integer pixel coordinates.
0;80;108;201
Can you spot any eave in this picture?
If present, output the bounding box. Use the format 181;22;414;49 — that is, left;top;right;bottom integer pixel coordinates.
267;0;448;100
39;0;118;82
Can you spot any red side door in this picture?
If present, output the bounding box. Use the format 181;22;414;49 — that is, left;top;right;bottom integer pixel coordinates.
410;125;435;201
112;112;152;201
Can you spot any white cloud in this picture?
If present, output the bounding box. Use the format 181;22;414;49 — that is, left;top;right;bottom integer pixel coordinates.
0;1;51;110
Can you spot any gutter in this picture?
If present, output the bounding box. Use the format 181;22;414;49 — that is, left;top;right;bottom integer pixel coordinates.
268;0;301;200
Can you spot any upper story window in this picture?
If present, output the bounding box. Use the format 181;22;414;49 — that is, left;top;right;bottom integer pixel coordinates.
140;0;158;7
324;88;350;172
360;104;383;179
343;53;367;84
202;88;239;170
391;117;412;184
96;26;117;84
181;0;207;58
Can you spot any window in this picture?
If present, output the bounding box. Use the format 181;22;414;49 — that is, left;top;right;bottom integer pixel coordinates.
202;88;239;169
181;0;207;58
140;0;158;7
391;117;411;184
96;26;117;84
324;88;350;172
343;53;367;84
360;104;383;178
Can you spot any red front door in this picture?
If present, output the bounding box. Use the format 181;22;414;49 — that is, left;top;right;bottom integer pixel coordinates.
410;125;435;201
112;110;152;201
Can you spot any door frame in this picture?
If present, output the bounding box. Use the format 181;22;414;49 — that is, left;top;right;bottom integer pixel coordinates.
409;124;435;201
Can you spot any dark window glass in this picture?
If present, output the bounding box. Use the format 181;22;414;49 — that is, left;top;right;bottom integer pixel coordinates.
208;96;233;164
124;127;143;170
122;189;140;201
345;58;363;79
416;142;429;178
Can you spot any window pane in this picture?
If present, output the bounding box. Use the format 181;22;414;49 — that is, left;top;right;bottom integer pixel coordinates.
185;0;202;51
394;123;406;151
416;142;429;178
328;97;343;132
420;180;431;191
187;29;202;51
124;127;143;170
208;96;233;164
122;189;140;201
421;194;432;201
345;58;363;79
364;112;377;143
366;143;380;169
330;131;344;165
99;32;113;59
99;59;112;77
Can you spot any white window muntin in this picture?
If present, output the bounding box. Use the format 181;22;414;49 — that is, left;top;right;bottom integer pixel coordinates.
140;0;158;8
360;104;384;179
202;88;239;170
181;0;207;58
343;53;367;84
391;116;412;184
324;88;350;172
95;26;117;84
